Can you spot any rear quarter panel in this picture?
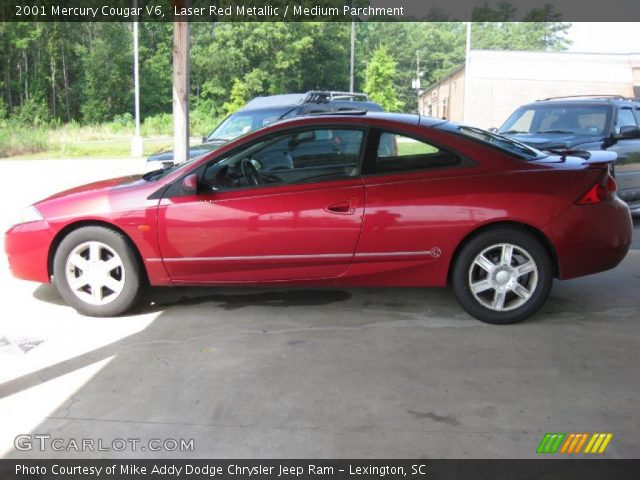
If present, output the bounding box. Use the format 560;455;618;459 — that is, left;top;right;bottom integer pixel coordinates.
347;125;603;287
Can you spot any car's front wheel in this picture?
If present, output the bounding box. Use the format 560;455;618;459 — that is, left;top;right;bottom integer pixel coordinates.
53;226;142;317
452;228;553;324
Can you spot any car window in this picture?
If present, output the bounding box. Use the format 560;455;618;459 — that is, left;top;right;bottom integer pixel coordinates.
210;115;253;140
202;128;364;190
537;111;562;131
440;124;546;160
373;132;460;173
615;108;638;135
536;108;609;134
500;105;610;136
206;107;292;141
505;110;534;133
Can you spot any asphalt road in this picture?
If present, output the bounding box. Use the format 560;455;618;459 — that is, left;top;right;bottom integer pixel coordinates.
0;158;639;459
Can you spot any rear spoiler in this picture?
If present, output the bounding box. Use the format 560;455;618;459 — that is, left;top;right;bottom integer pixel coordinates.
575;150;617;164
545;149;617;165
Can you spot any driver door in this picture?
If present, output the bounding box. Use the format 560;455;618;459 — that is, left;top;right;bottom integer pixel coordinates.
156;127;366;283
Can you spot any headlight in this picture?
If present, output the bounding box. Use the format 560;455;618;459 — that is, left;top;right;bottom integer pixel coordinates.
10;205;44;226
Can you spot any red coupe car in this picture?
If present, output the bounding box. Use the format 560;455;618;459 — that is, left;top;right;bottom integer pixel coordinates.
4;113;632;324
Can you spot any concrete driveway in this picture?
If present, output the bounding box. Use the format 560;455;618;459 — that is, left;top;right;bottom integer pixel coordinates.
0;158;639;459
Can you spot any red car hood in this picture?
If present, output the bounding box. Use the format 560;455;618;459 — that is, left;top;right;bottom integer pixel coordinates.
38;175;145;203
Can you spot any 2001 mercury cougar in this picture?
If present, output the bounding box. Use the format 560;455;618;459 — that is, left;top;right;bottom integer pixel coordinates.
4;112;632;324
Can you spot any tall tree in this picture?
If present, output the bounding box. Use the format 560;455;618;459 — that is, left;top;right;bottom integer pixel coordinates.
77;23;132;123
363;46;404;112
0;16;572;124
471;3;571;50
190;22;351;117
139;23;173;117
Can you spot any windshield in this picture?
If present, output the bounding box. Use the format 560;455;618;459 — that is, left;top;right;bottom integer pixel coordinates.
206;107;294;142
500;104;611;136
438;124;547;160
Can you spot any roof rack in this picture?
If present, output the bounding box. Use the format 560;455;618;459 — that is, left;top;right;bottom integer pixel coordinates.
537;95;632;102
303;91;369;103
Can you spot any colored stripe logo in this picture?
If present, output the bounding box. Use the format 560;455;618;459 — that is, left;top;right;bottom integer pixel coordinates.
537;433;613;454
583;433;614;454
537;433;565;453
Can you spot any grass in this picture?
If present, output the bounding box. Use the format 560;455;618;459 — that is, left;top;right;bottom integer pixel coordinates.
10;138;178;159
396;137;439;156
0;112;221;160
0;125;50;158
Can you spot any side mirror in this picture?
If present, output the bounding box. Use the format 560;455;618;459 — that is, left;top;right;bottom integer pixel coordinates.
616;126;640;140
488;127;498;133
202;136;209;143
181;174;199;195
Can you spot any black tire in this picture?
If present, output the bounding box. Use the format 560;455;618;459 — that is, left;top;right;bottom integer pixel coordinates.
53;226;143;317
452;227;553;325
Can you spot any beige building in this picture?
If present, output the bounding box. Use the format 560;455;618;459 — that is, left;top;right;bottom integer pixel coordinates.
418;50;640;129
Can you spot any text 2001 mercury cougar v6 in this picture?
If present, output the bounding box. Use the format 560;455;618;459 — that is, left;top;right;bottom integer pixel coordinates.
5;112;632;324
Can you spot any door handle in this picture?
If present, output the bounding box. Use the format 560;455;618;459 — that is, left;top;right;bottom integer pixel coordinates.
325;199;357;215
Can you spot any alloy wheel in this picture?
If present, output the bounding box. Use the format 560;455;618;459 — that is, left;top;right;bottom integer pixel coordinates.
64;241;126;306
467;243;538;312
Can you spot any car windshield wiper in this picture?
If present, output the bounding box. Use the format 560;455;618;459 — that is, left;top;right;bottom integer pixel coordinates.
536;129;574;134
142;165;176;181
204;137;228;142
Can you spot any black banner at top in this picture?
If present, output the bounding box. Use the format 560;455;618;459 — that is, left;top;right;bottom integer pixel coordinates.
1;0;640;22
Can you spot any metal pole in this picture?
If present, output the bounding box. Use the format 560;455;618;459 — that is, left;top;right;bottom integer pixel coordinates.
131;0;144;157
349;21;355;92
133;22;140;137
416;51;420;113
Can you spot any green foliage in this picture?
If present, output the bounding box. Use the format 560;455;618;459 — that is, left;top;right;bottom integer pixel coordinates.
78;24;133;123
139;111;221;138
108;113;134;134
471;3;571;50
363;46;404;112
222;78;251;115
0;98;7;123
139;23;173;117
141;113;173;137
191;22;351;116
359;23;467;109
191;108;220;137
472;22;571;51
13;95;51;126
0;16;572;158
0;124;48;158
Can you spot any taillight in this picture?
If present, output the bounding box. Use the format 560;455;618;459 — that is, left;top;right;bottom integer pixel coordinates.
576;174;616;205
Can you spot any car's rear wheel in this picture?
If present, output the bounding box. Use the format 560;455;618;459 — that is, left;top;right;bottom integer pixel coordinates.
53;226;142;317
452;228;553;324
